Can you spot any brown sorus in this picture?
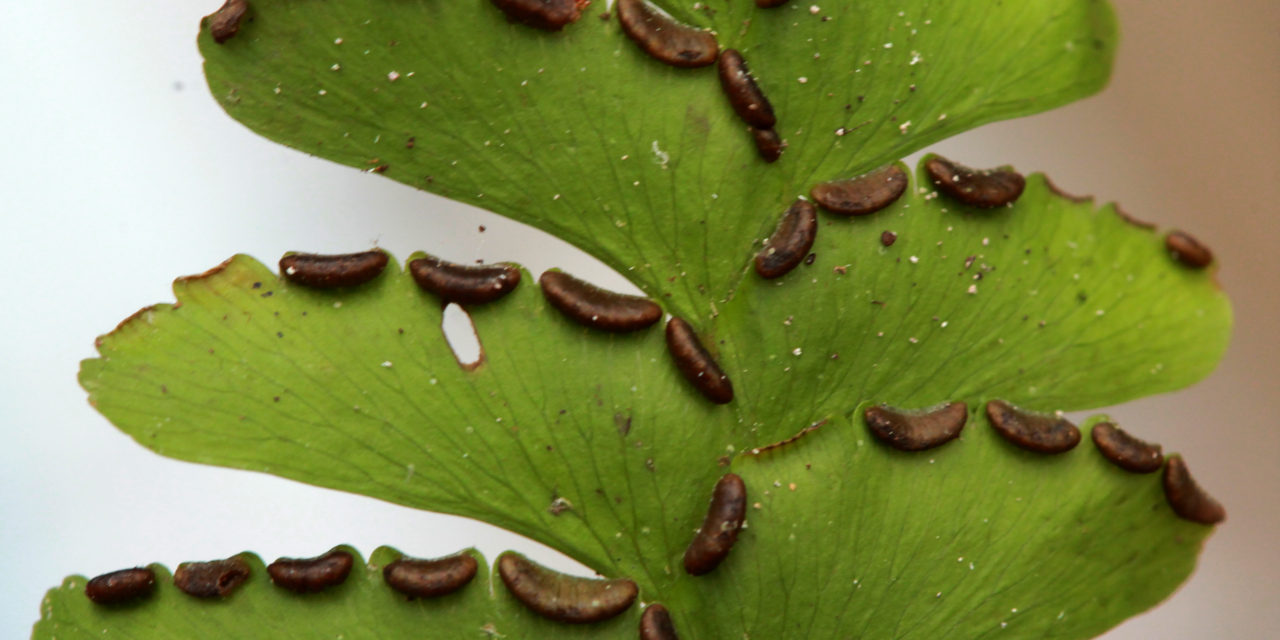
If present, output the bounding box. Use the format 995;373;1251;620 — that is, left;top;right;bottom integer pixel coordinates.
616;0;718;68
173;556;251;599
409;254;522;305
1090;422;1163;473
755;0;791;6
864;402;967;452
85;567;156;605
279;249;388;289
986;400;1080;453
490;0;583;31
267;549;353;593
665;317;734;404
207;0;248;44
718;49;776;128
538;270;663;332
1163;455;1226;524
755;200;817;279
383;552;478;599
925;155;1025;208
1165;230;1213;268
640;603;680;639
810;165;909;216
880;231;898;247
684;473;747;576
751;126;784;163
496;551;638;623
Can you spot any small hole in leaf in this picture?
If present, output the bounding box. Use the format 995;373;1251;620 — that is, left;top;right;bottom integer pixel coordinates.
442;303;483;369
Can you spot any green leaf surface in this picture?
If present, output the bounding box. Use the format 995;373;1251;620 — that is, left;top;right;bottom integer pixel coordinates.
73;162;1230;638
704;412;1210;639
719;164;1231;446
199;0;1116;318
32;547;635;639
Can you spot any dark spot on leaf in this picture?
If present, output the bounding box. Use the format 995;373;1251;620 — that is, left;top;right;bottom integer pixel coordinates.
615;412;633;436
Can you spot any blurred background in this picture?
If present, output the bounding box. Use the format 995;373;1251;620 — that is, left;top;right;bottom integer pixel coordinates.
1;0;1275;637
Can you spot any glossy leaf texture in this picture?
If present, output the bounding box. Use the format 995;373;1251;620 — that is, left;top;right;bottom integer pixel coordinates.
68;162;1231;638
198;0;1116;318
32;547;636;639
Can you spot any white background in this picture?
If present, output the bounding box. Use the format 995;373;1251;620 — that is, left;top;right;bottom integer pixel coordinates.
2;1;1276;637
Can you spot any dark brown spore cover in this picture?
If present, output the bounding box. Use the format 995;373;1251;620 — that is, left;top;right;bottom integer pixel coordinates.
718;49;776;128
617;0;718;68
751;126;784;163
864;402;968;451
279;249;389;289
173;556;251;599
755;199;818;279
986;399;1080;453
1090;422;1164;473
665;317;734;404
207;0;248;44
1162;455;1226;524
383;552;479;598
85;567;156;605
1165;230;1214;268
683;473;747;575
490;0;583;31
266;549;353;593
409;255;522;305
539;270;663;332
925;155;1025;208
640;603;681;639
496;552;638;623
811;165;909;216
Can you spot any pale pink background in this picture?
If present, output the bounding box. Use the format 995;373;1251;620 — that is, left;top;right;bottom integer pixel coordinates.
1;1;1275;637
